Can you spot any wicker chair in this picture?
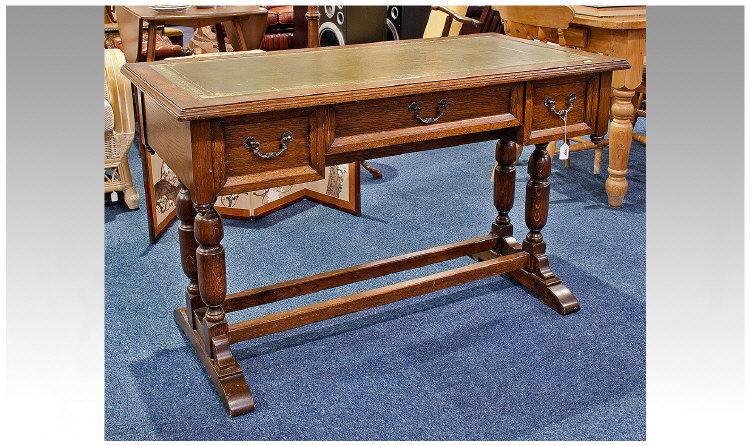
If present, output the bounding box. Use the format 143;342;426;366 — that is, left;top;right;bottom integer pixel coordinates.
104;48;139;209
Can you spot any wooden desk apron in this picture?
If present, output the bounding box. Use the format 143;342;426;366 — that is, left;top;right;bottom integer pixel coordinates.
122;34;628;416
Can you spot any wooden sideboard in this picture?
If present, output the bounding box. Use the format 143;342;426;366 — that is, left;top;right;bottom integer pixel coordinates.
122;34;628;416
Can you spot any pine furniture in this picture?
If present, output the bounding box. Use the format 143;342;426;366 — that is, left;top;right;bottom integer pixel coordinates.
498;6;646;203
568;8;646;207
122;33;628;416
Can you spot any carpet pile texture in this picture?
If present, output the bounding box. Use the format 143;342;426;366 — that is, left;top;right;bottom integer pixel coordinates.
105;118;646;440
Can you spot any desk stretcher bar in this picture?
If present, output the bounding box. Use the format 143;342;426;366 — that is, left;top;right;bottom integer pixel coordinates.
173;235;532;416
227;247;529;343
223;234;500;312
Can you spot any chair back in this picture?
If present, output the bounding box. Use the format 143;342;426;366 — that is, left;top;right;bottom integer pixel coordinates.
495;5;575;45
423;5;505;39
476;7;503;33
423;5;470;38
104;49;135;138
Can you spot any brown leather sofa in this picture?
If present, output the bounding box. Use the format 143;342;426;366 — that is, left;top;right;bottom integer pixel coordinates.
106;33;192;60
209;6;295;51
261;5;295;50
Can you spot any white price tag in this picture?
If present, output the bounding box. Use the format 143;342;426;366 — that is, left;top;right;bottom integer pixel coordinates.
559;143;569;160
559;109;569;161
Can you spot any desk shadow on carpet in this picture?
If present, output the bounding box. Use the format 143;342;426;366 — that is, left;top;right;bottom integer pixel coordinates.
122;255;644;441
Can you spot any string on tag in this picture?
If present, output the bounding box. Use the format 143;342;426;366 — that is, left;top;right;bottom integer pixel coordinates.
559;111;569;160
543;93;576;161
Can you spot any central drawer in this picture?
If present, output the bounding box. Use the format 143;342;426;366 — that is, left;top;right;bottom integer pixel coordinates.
328;84;521;155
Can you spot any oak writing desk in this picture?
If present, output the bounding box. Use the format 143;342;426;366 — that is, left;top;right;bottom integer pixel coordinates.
122;34;628;416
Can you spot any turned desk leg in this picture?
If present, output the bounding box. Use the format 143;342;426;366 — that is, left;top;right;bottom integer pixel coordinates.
477;140;578;314
178;200;254;416
177;184;203;330
523;144;554;275
605;87;636;207
509;143;579;314
194;202;228;335
491;139;523;254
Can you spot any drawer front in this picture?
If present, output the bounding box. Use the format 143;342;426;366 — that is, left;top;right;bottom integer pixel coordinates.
216;110;326;193
523;74;599;145
329;84;521;155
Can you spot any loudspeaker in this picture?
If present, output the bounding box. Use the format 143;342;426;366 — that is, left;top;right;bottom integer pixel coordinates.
317;6;388;46
385;5;431;41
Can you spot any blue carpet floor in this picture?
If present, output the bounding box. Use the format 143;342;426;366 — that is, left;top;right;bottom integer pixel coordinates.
105;119;646;440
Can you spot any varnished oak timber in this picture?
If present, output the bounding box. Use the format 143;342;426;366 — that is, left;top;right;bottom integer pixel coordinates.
216;109;327;193
174;307;254;416
359;160;382;179
177;183;203;329
121;34;625;416
472;249;579;315
224;234;500;313
325;129;511;167
227;253;530;344
334;84;518;137
522;73;600;145
142;94;194;190
492;139;518;236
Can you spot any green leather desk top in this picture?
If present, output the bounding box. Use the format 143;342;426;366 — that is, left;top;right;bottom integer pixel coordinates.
123;33;628;120
151;34;596;100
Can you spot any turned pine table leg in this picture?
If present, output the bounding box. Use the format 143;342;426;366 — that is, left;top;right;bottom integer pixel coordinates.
591;134;605;175
177;183;203;330
605;87;636;207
